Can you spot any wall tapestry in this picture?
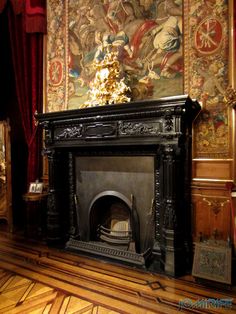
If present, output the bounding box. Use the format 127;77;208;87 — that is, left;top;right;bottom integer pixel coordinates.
46;0;183;112
185;0;230;158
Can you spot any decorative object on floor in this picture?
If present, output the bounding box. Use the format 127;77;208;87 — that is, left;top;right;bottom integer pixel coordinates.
192;237;232;285
80;47;131;108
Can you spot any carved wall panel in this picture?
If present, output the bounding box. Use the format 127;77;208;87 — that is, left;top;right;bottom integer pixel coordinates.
192;188;231;242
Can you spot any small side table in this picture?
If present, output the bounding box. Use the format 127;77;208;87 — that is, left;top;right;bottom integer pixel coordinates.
23;192;48;238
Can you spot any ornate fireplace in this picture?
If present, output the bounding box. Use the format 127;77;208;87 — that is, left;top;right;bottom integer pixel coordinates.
37;95;200;276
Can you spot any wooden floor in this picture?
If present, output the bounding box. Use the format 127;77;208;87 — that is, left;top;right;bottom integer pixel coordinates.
0;231;235;314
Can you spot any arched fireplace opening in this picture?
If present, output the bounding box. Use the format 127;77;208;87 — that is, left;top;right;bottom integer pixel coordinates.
89;191;140;253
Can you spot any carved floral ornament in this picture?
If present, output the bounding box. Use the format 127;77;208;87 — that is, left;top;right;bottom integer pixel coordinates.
203;197;230;216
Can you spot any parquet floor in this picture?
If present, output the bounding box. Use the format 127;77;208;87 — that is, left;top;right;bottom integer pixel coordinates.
0;231;235;314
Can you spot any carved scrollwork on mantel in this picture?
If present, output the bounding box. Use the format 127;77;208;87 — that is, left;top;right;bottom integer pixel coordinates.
51;119;178;141
55;125;83;140
118;121;161;136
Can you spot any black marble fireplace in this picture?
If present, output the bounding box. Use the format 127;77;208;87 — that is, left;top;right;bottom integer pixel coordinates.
37;95;200;276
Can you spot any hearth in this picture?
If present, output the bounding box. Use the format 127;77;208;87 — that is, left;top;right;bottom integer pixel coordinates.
37;95;201;276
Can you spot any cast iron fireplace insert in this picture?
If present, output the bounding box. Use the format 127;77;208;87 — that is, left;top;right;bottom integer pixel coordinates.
37;95;201;276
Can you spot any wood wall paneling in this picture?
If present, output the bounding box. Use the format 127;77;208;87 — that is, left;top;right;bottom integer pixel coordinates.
192;160;233;181
192;188;231;243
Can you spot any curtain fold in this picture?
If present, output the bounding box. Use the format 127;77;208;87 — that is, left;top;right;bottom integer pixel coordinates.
9;0;24;14
0;0;7;13
25;0;46;33
6;1;45;185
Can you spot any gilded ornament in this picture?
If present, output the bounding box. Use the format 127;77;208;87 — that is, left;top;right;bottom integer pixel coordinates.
80;47;131;108
224;86;236;108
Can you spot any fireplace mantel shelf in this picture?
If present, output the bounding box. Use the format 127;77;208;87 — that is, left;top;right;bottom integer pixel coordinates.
37;95;201;277
37;95;200;148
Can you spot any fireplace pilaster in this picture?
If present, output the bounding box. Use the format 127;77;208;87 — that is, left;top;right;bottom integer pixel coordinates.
44;148;64;244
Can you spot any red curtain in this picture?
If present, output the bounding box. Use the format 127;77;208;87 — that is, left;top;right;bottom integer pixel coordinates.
0;1;7;12
5;0;46;185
